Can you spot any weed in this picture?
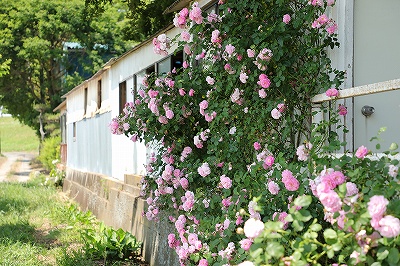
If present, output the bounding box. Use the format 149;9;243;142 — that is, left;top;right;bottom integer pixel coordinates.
81;222;142;262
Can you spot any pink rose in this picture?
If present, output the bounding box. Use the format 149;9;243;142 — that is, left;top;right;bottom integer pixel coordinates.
267;180;280;195
219;175;232;189
283;14;291;24
197;162;211;177
319;190;342;212
345;182;358;197
325;88;339;97
271;108;281;119
198;259;208;266
367;195;389;219
355;145;368;159
253;142;261;150
243;218;264;239
239;238;253;251
377;215;400;238
282;176;300;191
206;76;215;85
247;49;255;58
257;74;271;88
263;155;275;168
338;105;347;116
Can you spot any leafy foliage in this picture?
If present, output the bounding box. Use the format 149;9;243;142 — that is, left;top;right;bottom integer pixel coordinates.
85;0;176;42
81;222;142;261
38;136;61;171
111;1;399;265
0;0;133;136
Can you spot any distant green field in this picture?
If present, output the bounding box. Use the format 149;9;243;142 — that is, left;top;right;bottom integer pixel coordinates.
0;116;39;152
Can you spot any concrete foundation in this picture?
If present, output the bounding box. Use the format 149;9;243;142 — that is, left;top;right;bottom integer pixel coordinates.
63;168;179;266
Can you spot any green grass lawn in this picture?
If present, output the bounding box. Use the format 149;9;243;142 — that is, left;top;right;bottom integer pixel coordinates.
0;116;39;152
0;177;145;266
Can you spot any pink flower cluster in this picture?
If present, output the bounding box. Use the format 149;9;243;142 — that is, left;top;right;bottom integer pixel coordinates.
283;14;291;24
230;88;243;105
355;145;368;159
219;175;232;189
253;48;273;70
368;195;400;238
189;2;203;24
271;103;286;120
311;14;338;35
198;162;211;177
325;87;339;97
153;34;170;56
281;169;300;191
296;142;313;161
173;8;189;29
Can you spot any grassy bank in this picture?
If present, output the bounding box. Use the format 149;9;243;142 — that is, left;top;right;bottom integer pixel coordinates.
0;176;144;266
0;117;39;153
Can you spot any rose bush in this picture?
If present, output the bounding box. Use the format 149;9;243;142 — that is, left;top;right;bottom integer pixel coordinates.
111;0;399;265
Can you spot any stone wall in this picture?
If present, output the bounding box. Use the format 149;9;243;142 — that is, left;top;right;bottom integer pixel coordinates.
63;168;179;266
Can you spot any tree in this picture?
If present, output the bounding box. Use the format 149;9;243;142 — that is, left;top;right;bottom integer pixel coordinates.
85;0;176;42
0;54;11;78
0;0;132;138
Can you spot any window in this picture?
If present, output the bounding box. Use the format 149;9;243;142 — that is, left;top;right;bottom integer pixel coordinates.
73;122;76;141
97;79;102;110
172;50;184;70
84;87;88;115
119;81;127;114
158;57;171;76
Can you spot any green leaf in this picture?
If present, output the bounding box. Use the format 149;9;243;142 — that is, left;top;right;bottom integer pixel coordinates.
388;247;400;265
309;222;322;232
377;248;389;261
323;229;337;240
293;195;312;207
266;242;284;258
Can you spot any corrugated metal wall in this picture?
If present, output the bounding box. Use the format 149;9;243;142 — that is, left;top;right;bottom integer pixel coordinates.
67;112;112;176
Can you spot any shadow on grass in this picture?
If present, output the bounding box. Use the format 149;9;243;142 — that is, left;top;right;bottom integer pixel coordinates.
0;222;36;243
0;197;29;213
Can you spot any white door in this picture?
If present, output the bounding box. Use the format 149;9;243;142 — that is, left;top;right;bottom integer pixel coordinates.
353;0;400;150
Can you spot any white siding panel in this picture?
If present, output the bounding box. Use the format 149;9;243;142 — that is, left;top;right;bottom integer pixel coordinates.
67;112;112;176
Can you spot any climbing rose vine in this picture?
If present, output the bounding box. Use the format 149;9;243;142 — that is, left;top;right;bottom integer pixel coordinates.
111;0;399;265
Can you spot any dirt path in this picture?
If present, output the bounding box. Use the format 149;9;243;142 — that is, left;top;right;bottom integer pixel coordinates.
0;152;38;182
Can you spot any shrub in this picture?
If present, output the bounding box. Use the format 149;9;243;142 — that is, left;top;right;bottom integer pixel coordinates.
38;136;61;171
81;222;142;262
111;1;399;265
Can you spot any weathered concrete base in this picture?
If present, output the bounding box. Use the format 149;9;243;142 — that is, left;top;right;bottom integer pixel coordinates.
63;168;179;266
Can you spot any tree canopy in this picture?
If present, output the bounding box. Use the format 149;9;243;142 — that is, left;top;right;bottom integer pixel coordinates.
0;0;133;138
85;0;176;42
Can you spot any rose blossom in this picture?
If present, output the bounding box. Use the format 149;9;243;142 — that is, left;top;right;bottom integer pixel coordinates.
263;155;274;168
198;258;208;266
345;182;358;197
243;218;264;239
367;195;389;219
247;49;255;58
319;190;342;212
325;88;339;97
197;162;211;177
257;74;271;88
355;145;368;159
239;238;253;251
206;76;215;85
271;108;281;119
388;164;398;178
258;89;267;98
377;215;400;238
283;14;291;24
267;180;280;195
219;175;232;189
253;142;261;150
338;105;347;116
